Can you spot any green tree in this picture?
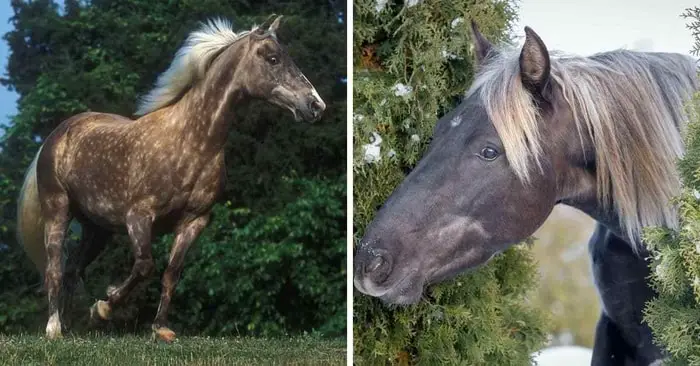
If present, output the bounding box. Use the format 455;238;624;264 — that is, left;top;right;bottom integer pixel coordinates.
0;0;346;336
352;0;549;364
643;9;700;364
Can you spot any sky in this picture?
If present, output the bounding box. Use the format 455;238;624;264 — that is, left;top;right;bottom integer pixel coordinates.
0;0;17;132
0;0;65;137
514;0;697;57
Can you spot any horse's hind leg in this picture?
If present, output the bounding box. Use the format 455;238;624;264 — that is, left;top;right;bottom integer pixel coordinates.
42;194;72;339
90;208;154;321
152;215;209;342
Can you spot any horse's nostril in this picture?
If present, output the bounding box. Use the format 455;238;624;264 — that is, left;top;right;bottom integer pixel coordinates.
309;100;322;115
367;256;385;274
363;251;392;285
356;246;392;285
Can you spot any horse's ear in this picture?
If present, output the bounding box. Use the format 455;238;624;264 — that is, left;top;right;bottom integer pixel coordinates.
470;21;494;65
519;26;551;93
255;14;277;35
269;15;283;34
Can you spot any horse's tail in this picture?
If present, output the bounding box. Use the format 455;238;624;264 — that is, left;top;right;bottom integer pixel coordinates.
17;146;45;275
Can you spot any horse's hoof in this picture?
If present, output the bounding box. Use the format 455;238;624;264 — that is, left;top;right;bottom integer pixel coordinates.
106;285;117;298
90;300;112;321
152;327;177;343
45;313;62;340
45;329;63;340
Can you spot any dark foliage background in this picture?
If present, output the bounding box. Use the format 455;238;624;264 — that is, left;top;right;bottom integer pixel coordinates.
0;0;346;337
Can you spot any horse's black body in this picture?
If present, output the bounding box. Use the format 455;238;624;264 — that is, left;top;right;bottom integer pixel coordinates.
589;224;663;365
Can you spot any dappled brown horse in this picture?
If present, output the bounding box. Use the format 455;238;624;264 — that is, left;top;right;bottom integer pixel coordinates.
16;15;325;341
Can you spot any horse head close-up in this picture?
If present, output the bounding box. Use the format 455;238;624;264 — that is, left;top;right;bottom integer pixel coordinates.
136;15;326;123
354;21;697;365
15;14;325;343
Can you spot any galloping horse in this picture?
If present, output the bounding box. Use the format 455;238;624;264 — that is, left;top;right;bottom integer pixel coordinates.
17;15;325;342
354;22;697;365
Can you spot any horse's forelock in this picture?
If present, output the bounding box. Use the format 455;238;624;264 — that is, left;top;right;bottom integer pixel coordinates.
470;46;698;247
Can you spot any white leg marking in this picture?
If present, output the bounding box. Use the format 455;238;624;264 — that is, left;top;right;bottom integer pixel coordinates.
45;311;61;339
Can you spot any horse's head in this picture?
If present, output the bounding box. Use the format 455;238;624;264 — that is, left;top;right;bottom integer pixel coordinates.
354;24;582;305
241;15;326;122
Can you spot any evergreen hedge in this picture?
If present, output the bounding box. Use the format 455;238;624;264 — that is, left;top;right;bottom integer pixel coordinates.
352;0;550;364
642;7;700;365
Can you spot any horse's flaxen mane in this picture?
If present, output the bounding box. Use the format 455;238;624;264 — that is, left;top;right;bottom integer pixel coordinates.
135;18;253;116
468;47;699;244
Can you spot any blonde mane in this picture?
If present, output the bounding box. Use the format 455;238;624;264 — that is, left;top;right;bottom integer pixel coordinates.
135;18;253;116
467;48;698;243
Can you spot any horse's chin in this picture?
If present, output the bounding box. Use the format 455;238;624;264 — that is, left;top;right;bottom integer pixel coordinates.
373;270;426;306
294;108;321;123
379;287;423;306
288;107;317;123
427;247;503;285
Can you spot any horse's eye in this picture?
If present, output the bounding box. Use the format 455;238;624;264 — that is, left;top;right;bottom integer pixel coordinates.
268;56;278;65
479;146;499;161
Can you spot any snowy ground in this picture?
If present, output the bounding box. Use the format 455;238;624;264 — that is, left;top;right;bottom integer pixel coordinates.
533;346;593;366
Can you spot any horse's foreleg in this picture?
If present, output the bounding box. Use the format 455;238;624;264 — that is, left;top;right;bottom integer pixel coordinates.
73;224;111;283
64;224;111;323
152;215;209;342
591;312;629;366
43;197;72;340
589;223;665;365
91;209;154;321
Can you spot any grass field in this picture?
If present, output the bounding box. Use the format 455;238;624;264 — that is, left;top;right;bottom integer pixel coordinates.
0;334;346;365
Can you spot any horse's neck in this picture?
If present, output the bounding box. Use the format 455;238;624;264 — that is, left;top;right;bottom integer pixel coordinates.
555;143;642;249
556;166;633;245
566;199;625;238
165;43;248;154
560;195;647;252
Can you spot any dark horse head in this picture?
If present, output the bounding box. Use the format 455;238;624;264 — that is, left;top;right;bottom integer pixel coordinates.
241;15;326;122
354;21;696;304
354;25;562;305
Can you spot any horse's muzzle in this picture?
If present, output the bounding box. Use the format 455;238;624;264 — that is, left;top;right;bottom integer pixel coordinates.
304;94;326;122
